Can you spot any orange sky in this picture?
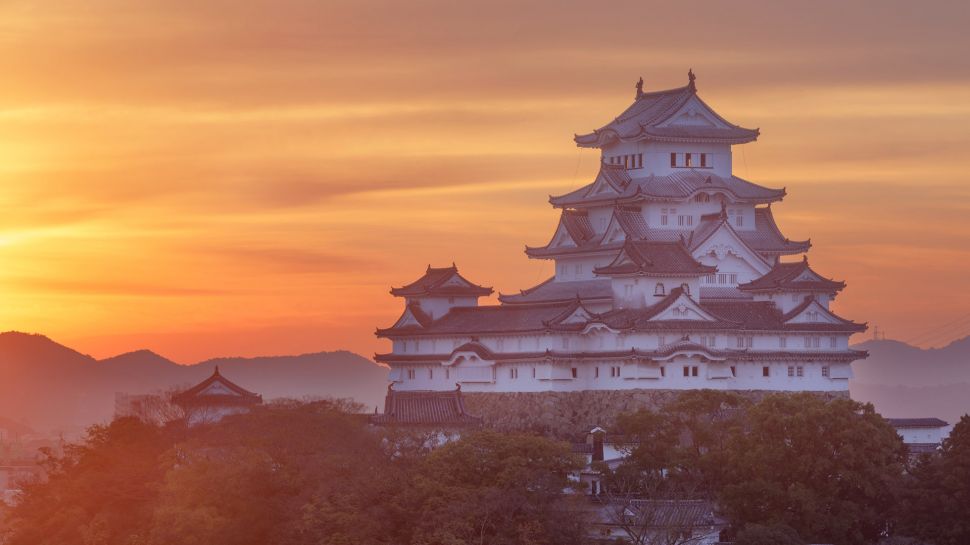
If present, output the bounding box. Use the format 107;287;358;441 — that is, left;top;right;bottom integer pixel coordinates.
1;0;969;362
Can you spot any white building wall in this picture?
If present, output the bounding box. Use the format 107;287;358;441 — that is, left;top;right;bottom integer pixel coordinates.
601;141;733;178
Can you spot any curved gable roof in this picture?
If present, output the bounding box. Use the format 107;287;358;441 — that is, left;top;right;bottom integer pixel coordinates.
574;73;759;148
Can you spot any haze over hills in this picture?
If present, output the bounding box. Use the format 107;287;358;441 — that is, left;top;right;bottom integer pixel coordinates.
850;336;970;424
0;331;389;435
2;330;968;435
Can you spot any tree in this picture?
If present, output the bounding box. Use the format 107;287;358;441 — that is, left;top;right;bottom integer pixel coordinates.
2;417;172;545
407;431;587;545
719;393;906;545
895;414;970;545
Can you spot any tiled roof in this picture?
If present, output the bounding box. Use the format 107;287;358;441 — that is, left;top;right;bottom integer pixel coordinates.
499;277;613;305
583;499;726;528
390;265;493;297
371;386;482;427
907;444;942;454
739;256;845;293
741;207;811;254
780;296;866;332
574;75;758;147
594;240;716;276
887;418;949;428
377;302;575;337
550;167;785;207
690;207;809;256
699;287;754;301
562;209;596;244
379;292;866;338
171;367;262;406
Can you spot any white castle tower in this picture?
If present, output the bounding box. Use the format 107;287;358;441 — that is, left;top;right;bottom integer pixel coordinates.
375;71;866;400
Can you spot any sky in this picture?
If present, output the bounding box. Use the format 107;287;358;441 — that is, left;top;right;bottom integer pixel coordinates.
0;0;969;362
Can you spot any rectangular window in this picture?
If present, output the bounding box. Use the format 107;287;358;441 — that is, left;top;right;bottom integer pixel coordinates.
813;337;821;348
762;366;770;377
788;366;795;377
660;366;666;377
532;367;536;378
796;366;804;377
594;367;599;378
407;369;416;380
829;337;837;349
670;152;677;167
683;366;691;377
779;336;787;348
822;366;830;377
637;153;643;168
571;367;578;379
661;208;669;226
692;366;699;377
730;365;736;377
685;153;693;167
700;153;708;168
804;336;812;349
509;368;518;379
429;369;433;379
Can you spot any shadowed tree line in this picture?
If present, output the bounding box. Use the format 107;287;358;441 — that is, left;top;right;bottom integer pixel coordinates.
1;393;968;545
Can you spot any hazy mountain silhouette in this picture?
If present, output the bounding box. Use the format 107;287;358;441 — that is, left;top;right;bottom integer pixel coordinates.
0;331;388;434
851;336;970;424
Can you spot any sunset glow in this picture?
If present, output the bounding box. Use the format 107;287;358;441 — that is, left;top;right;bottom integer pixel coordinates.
1;0;969;362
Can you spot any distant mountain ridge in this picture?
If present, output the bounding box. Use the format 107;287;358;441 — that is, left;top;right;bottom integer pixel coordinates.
851;336;970;424
0;331;388;434
2;330;967;434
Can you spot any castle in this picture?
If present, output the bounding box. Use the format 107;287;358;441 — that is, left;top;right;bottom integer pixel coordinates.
375;72;866;407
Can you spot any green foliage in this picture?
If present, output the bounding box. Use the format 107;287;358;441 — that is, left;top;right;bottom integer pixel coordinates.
3;417;170;545
734;523;805;545
612;389;746;492
896;414;970;545
409;431;585;545
719;393;906;545
2;403;584;545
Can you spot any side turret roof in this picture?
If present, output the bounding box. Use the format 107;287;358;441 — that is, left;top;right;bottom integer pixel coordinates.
574;72;759;148
171;367;262;407
739;256;845;293
390;264;493;298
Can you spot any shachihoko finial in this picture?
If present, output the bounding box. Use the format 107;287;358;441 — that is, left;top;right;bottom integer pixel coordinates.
688;69;696;91
635;76;644;99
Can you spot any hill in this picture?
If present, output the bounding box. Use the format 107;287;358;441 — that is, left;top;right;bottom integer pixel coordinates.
851;336;970;424
0;331;388;434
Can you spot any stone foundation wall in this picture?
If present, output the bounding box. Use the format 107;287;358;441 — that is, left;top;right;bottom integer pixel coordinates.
462;389;849;440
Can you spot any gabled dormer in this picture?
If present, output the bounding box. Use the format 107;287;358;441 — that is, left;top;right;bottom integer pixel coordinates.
782;296;867;333
740;256;846;312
